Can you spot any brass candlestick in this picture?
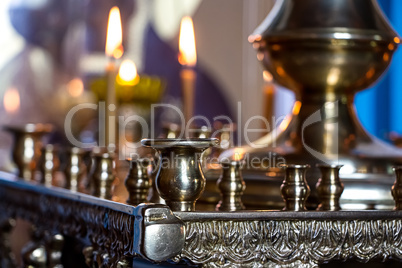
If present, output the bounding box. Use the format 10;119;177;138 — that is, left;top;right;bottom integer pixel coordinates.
3;124;52;181
125;158;152;205
63;147;86;192
222;0;401;209
280;165;310;211
316;164;344;211
38;144;59;187
216;160;246;211
88;151;116;200
142;138;218;211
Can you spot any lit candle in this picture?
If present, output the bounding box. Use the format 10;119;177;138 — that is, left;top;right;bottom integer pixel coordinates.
117;59;138;86
105;6;123;151
179;16;197;126
3;87;20;114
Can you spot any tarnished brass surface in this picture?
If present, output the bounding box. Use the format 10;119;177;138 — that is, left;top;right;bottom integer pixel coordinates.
125;158;151;205
3;124;52;181
280;164;310;211
63;147;86;192
316;164;344;211
88;151;116;200
221;0;402;209
392;167;402;210
142;139;218;211
216;160;246;211
38;144;59;187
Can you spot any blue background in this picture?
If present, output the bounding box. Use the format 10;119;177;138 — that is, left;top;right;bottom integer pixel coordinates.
355;0;402;140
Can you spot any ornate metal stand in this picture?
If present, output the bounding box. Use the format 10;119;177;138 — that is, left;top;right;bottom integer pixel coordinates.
2;171;402;267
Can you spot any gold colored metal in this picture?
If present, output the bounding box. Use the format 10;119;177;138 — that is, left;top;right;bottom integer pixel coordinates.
88;151;116;200
216;160;246;211
38;144;59;187
3;124;52;181
142;138;218;211
83;246;94;267
280;164;310;211
125;158;152;205
392;167;402;210
64;147;86;192
316;164;344;211
160;123;181;139
46;234;64;267
221;0;402;209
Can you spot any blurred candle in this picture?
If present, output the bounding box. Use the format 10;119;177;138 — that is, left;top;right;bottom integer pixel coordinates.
67;78;84;97
118;59;138;86
3;87;20;114
179;16;197;125
105;6;123;150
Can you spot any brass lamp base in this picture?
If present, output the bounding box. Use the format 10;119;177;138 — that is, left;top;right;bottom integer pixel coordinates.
219;0;402;210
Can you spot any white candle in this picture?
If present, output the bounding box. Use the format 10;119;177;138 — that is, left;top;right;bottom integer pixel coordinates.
179;16;197;126
105;6;123;151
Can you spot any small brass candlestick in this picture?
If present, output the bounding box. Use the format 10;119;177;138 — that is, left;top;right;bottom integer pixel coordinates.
3;124;52;181
63;147;86;192
88;151;116;200
392;167;402;210
38;144;59;187
280;164;310;211
316;164;344;211
216;160;246;211
141;138;218;211
125;158;152;205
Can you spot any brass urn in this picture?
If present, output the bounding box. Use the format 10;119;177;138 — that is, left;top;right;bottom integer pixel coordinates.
222;0;402;209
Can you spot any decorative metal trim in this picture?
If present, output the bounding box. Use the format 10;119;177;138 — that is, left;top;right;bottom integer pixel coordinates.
174;219;402;267
0;173;184;267
2;173;402;267
0;183;136;266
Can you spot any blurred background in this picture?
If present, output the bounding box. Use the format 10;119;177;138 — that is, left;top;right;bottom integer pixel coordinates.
0;0;401;168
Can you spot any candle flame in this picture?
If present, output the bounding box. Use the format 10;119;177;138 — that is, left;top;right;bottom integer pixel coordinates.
106;6;123;59
234;148;245;161
3;87;20;114
179;16;197;67
118;59;138;84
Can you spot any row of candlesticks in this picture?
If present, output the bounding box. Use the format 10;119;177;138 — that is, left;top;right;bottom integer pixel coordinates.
5;126;402;212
